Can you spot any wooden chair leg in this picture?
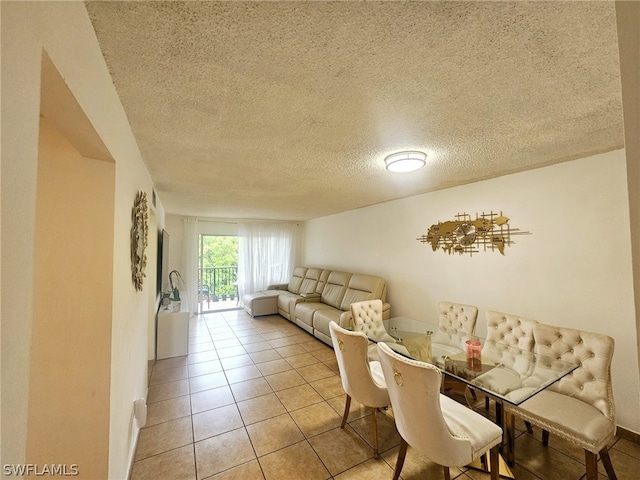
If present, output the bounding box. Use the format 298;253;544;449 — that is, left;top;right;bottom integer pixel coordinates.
443;466;451;480
542;429;549;446
599;447;617;480
490;445;500;480
371;407;379;457
469;387;478;401
585;450;598;480
495;402;504;429
525;421;534;434
393;438;408;480
505;412;516;466
341;394;351;428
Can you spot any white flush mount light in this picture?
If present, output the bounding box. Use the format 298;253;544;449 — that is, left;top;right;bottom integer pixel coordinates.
384;151;427;173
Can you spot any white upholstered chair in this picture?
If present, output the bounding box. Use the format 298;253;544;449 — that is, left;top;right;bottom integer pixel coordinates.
473;311;538;417
377;342;502;480
432;302;479;366
350;299;397;360
438;301;478;336
328;321;390;456
504;323;617;480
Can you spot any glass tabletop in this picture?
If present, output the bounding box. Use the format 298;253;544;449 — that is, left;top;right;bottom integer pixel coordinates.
360;316;579;406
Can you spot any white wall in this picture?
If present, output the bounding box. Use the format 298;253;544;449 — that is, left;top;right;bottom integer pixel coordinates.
1;2;165;478
165;215;186;278
305;150;640;434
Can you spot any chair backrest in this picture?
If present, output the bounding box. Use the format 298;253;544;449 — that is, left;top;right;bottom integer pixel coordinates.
485;310;538;350
533;323;615;421
433;302;478;351
350;299;382;333
438;301;478;336
328;321;389;408
376;342;474;467
483;311;538;377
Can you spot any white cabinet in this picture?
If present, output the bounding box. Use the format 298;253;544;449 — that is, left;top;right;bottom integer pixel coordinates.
156;297;189;359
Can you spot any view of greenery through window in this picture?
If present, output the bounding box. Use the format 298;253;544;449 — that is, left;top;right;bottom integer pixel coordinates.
199;235;239;302
201;235;238;268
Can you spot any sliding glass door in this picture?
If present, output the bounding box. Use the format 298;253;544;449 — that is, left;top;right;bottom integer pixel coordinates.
198;234;239;313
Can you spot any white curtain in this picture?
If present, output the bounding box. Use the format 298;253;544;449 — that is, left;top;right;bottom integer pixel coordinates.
181;217;198;315
237;222;297;301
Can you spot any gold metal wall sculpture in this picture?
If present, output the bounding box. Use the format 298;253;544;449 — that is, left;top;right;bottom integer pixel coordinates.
417;211;530;256
131;191;149;290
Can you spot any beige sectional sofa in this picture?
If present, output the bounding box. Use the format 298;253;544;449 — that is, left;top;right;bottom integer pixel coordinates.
242;266;390;346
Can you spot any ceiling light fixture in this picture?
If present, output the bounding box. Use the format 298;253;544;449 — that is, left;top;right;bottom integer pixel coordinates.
384;151;427;173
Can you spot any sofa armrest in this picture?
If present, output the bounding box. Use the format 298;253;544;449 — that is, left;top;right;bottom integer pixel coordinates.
267;283;288;291
300;292;321;302
382;302;391;320
339;310;354;330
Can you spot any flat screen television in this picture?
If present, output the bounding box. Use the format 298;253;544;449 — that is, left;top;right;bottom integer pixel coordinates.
157;228;170;297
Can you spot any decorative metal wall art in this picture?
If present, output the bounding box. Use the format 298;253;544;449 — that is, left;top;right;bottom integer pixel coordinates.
131;191;149;290
417;211;530;256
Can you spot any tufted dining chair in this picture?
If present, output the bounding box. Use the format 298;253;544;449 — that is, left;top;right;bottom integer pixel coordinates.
329;321;390;456
504;323;617;480
431;302;478;368
351;299;397;360
473;311;538;418
350;299;393;340
438;301;478;336
377;342;502;480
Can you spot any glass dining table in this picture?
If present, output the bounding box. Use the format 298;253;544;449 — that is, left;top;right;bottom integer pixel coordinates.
367;316;579;406
356;316;580;477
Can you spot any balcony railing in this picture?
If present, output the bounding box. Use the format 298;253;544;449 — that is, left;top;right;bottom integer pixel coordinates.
198;266;238;307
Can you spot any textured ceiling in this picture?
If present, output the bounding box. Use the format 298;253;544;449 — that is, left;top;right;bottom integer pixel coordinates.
86;1;624;221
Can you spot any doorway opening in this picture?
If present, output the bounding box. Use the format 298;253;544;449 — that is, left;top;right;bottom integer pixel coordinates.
198;234;240;313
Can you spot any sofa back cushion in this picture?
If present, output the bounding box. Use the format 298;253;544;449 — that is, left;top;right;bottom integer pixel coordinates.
340;274;386;311
299;268;323;294
320;271;352;309
287;267;308;294
315;269;331;294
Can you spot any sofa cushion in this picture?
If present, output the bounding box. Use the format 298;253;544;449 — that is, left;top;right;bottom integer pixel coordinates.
277;291;303;320
277;268;330;320
295;302;333;328
286;267;308;294
299;268;326;294
315;269;331;294
242;291;279;317
311;308;343;336
339;274;387;311
320;271;352;309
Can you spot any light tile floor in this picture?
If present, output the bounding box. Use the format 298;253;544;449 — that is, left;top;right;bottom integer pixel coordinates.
133;309;640;480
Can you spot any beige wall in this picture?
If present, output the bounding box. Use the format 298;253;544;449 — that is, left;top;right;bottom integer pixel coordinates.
616;0;640;389
304;149;640;433
1;2;164;478
28;118;114;478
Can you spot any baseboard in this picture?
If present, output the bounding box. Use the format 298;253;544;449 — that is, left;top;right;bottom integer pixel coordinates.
617;425;640;444
126;426;141;480
126;385;148;480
